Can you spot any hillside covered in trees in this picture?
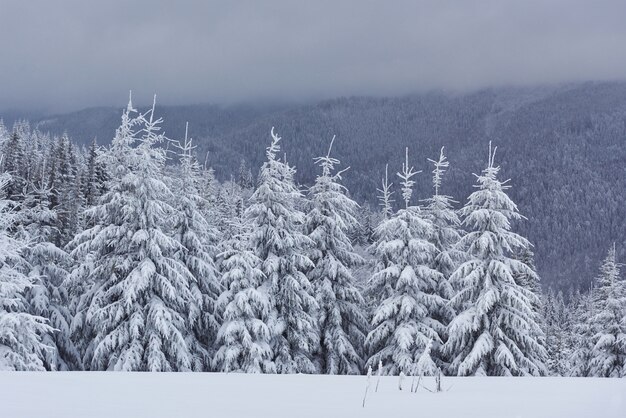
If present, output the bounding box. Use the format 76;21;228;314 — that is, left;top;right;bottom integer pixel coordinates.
1;92;625;376
10;81;626;292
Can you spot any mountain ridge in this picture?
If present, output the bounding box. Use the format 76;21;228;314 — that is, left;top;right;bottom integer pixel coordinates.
2;81;626;292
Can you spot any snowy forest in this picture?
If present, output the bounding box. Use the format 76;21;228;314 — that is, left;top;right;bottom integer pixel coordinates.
0;96;625;378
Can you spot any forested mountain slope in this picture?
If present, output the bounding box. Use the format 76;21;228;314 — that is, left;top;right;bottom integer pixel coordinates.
6;81;626;291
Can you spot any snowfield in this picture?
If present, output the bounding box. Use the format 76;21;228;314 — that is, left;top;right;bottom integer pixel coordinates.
0;373;624;418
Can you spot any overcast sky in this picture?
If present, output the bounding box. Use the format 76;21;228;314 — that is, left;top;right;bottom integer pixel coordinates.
2;0;626;113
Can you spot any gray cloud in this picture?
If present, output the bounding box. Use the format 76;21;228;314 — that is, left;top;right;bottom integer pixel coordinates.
1;0;626;112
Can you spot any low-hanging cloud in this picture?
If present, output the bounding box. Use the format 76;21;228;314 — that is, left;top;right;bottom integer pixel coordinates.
1;0;626;112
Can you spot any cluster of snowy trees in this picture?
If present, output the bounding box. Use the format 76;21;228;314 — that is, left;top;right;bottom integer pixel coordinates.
0;98;624;376
545;245;626;378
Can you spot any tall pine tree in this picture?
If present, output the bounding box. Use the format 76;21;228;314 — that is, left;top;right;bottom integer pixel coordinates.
213;212;273;373
69;97;205;371
20;172;80;370
245;128;318;374
306;137;368;374
589;244;626;377
445;143;547;376
366;148;444;375
172;125;222;369
0;171;52;371
569;288;597;377
421;147;463;368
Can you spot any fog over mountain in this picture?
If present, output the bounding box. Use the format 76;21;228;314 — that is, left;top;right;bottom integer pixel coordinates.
2;1;626;112
4;81;625;293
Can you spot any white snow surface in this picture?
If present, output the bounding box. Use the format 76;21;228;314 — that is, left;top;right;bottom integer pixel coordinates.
0;373;623;418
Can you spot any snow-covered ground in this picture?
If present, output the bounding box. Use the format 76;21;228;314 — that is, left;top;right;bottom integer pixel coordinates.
0;373;624;418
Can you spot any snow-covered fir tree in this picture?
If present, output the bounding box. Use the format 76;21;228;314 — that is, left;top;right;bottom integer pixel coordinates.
0;120;7;145
81;138;108;208
542;289;574;376
365;148;444;375
1;96;625;378
216;180;245;242
305;137;368;374
245;128;318;374
376;164;394;220
512;247;547;368
421;147;463;367
352;203;377;246
198;164;219;209
68;97;206;371
588;244;626;377
237;159;254;190
19;171;81;370
1;130;26;201
49;133;82;247
569;288;597;377
0;170;52;371
213;212;273;373
172;125;222;369
422;147;463;285
445;143;547;376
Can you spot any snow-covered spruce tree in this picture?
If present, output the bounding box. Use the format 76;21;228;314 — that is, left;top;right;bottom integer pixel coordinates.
68;97;205;371
81;138;108;208
65;107;147;362
589;244;626;377
360;165;396;320
216;180;245;243
198;164;219;209
19;172;81;370
237;158;254;190
421;147;463;366
365;148;444;375
0;170;52;371
305;137;368;375
213;212;273;373
49;133;82;247
352;203;376;246
422;147;463;287
377;164;394;221
569;289;596;377
172;125;222;369
512;247;547;368
0;120;7;145
542;290;574;376
245;128;318;374
445;143;547;376
0;130;26;201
